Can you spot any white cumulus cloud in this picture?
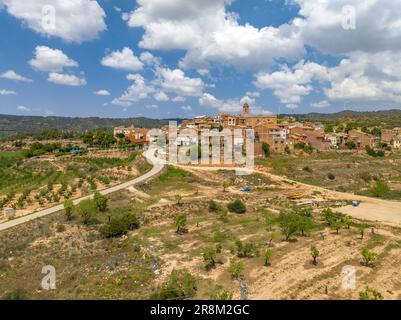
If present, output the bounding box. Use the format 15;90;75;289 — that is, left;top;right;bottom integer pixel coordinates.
29;46;78;72
0;89;16;95
48;73;86;86
0;70;32;82
112;74;155;106
101;47;144;71
17;105;30;112
156;67;205;97
94;90;110;96
124;0;304;71
0;0;106;43
154;91;169;101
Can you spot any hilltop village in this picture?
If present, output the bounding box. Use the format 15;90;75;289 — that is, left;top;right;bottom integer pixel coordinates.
114;103;401;157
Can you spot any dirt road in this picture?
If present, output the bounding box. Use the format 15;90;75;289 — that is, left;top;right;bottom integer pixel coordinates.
178;164;401;227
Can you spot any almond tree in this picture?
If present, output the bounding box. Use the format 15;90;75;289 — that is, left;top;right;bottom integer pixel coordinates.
311;246;320;266
263;249;272;266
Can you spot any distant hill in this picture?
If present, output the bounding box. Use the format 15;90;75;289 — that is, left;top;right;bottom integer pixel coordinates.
0;114;182;138
286;109;401;128
2;109;401;138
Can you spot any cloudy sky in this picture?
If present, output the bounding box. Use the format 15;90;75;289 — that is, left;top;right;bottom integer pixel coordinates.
1;0;401;118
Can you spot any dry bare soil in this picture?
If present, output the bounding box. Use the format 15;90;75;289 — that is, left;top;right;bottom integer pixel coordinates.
1;165;401;300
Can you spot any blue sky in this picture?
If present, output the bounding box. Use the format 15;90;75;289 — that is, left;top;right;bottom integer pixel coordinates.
1;0;401;118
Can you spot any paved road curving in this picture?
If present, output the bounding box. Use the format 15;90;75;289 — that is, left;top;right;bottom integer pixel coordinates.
0;148;164;232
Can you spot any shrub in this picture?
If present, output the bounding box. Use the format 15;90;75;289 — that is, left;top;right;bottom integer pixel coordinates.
370;181;390;198
150;269;197;300
228;260;244;279
262;142;270;157
1;288;27;300
359;171;372;183
99;212;140;238
345;141;357;149
63;199;74;221
359;287;383;300
202;247;217;270
210;286;233;300
208;200;219;212
93;192;108;212
327;173;335;180
235;240;257;258
365;145;377;157
227;199;246;214
56;224;65;233
361;247;377;267
303;166;313;173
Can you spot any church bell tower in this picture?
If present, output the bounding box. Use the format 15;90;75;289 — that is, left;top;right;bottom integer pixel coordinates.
243;102;250;117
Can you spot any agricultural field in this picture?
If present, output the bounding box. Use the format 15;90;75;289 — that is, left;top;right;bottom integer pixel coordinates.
1;165;400;300
0;148;152;222
256;150;401;200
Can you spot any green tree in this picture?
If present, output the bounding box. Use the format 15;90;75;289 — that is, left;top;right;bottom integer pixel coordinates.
202;247;217;270
76;199;96;225
227;199;246;214
277;212;301;241
361;247;377;267
263;249;272;266
311;246;320;265
228;260;244;279
93;192;108;212
298;215;315;236
331;219;342;234
262;142;270;157
174;213;187;234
